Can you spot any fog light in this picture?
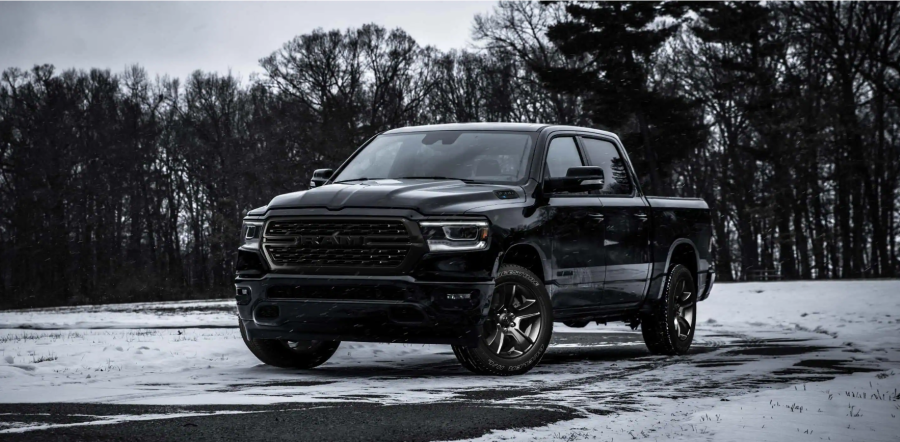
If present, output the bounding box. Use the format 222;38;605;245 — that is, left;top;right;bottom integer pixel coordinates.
256;305;279;319
235;287;251;305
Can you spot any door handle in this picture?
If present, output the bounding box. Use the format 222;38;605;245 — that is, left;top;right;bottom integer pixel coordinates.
589;214;605;222
634;213;648;222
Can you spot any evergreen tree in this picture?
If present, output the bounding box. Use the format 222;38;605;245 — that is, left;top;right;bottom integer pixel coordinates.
534;1;705;195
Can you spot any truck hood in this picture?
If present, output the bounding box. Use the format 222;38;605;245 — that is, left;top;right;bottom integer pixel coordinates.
264;179;523;215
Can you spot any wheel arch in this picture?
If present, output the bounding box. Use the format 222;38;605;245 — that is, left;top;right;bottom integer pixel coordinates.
641;239;702;315
665;239;700;289
499;242;549;284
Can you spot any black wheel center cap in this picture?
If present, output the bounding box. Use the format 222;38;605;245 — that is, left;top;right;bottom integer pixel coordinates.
499;312;515;327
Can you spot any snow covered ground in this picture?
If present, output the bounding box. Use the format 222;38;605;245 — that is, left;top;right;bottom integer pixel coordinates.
1;280;898;441
472;280;900;442
0;299;237;330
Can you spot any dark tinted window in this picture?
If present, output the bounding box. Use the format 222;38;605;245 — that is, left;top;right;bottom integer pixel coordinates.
545;137;583;178
581;138;633;195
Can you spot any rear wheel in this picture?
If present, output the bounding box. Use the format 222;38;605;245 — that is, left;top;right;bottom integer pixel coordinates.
240;320;340;369
640;264;696;355
452;264;553;375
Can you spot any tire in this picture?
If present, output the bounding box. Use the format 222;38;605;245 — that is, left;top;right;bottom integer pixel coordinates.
240;320;340;369
452;264;553;375
640;264;697;355
562;320;589;328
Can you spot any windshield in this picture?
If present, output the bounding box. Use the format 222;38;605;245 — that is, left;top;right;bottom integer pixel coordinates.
333;131;536;184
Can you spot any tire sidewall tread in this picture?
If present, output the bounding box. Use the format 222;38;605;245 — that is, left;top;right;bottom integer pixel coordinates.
640;264;696;356
240;320;340;369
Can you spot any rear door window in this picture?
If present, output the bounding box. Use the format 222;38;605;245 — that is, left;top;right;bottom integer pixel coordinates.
581;138;634;195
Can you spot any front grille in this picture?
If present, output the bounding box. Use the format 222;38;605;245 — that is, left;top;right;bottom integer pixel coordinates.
263;219;412;269
266;220;407;237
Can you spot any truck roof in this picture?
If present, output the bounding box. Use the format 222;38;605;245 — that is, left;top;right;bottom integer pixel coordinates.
383;122;548;133
382;122;620;141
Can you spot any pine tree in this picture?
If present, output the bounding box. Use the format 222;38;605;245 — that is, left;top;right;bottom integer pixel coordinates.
535;1;704;195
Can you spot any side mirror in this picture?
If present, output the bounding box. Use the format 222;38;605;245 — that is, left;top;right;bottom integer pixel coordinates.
543;166;605;193
310;169;334;188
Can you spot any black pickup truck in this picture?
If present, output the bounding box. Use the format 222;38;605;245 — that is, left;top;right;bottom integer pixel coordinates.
234;123;715;375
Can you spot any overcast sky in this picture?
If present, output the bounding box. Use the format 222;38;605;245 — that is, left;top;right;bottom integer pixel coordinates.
0;1;495;81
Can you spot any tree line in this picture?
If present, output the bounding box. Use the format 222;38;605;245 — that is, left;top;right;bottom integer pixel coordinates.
1;2;898;308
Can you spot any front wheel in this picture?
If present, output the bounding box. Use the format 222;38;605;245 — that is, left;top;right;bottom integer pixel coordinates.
240;320;340;369
452;264;553;375
640;264;697;355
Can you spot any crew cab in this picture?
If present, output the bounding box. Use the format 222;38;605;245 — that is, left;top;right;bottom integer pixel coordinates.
235;123;715;375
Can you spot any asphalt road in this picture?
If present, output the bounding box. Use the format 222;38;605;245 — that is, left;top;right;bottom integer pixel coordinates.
0;402;578;442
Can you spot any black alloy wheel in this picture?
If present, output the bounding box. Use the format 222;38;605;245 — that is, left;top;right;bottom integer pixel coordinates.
452;264;553;375
483;282;544;358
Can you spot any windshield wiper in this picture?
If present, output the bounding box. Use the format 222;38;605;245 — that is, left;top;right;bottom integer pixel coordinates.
396;176;483;184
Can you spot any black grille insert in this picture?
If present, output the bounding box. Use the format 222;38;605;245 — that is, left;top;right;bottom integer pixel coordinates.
263;219;412;269
266;246;408;267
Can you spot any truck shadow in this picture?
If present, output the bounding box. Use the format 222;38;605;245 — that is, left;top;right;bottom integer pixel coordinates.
540;344;715;365
244;333;865;383
288;344;709;378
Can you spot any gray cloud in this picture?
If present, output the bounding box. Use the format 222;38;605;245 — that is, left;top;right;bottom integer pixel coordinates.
0;1;493;81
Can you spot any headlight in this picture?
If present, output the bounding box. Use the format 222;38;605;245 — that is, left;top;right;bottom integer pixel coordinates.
241;220;263;249
419;220;489;252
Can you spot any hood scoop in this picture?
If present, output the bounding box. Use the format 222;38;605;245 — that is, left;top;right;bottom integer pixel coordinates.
494;189;520;200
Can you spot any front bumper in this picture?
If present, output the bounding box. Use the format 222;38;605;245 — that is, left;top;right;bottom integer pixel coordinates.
235;275;493;347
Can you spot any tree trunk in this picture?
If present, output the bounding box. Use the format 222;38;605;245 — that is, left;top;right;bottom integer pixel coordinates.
793;188;812;279
635;109;664;196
